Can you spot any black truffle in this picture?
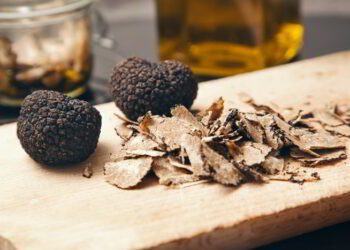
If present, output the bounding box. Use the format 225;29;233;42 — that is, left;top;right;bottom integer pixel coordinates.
17;90;102;166
109;57;198;121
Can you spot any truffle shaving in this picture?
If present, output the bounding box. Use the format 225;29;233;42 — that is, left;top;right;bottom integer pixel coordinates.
313;108;344;127
110;134;160;161
298;131;346;150
104;157;153;189
261;156;285;174
115;124;134;142
258;114;285;150
290;148;347;166
230;142;271;167
105;96;350;189
325;125;350;137
125;149;165;158
153;157;199;186
201;143;245;186
180;134;210;176
239;114;264;143
200;97;225;126
146;113;201;150
273;115;320;156
171;106;206;134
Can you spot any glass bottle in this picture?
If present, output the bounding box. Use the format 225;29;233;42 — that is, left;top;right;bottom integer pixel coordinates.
156;0;303;78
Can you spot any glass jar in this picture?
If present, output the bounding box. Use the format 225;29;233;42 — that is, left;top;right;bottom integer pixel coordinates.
156;0;303;78
0;0;93;107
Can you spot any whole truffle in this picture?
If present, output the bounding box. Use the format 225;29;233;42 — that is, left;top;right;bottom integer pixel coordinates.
109;57;198;121
17;90;102;166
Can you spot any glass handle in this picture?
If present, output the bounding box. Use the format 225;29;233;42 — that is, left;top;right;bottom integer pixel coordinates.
92;9;116;50
90;7;125;80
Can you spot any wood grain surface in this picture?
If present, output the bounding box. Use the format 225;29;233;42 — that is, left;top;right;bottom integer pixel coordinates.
1;52;350;250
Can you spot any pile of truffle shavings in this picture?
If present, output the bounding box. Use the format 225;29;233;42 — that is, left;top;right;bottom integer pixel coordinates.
104;97;350;189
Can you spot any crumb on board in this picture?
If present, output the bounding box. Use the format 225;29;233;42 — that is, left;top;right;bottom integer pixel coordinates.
82;163;93;178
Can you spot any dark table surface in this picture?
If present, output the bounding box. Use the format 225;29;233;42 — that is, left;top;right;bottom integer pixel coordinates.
2;1;350;248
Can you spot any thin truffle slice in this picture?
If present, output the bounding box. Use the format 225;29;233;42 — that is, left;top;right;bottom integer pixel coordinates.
0;235;16;250
325;125;350;137
230;142;272;167
273;115;319;156
258;114;285;150
290;148;347;166
180;134;210;176
115;123;134;142
153;157;199;186
200;97;225;126
313;108;344;127
146;107;205;150
171;105;206;134
239;92;281;115
298;131;346;150
334;103;350;124
125;149;165;158
239;113;265;143
110;134;161;161
202;143;245;186
104;157;153;189
261;156;285;174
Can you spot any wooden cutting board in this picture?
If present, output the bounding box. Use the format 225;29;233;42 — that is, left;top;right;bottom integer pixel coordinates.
2;52;350;250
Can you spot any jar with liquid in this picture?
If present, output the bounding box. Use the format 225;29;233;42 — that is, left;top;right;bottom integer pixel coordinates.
0;0;93;107
156;0;303;78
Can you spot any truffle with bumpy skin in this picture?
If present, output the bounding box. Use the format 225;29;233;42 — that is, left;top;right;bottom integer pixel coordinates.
109;57;198;121
17;90;102;166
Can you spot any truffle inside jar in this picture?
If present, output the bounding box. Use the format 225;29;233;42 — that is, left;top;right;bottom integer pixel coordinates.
0;15;92;103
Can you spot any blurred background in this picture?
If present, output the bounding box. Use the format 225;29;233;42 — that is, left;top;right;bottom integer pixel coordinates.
93;0;350;79
93;0;350;77
0;0;350;248
1;0;350;121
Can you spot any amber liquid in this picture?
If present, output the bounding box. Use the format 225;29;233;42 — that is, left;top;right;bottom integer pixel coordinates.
157;0;303;78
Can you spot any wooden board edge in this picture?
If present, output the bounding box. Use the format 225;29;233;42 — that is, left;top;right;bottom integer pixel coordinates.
146;191;350;250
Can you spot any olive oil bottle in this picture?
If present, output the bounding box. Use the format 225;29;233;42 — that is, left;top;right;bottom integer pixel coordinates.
156;0;303;78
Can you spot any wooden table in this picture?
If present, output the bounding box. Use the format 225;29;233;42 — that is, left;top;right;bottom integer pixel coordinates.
2;1;350;248
2;52;350;249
